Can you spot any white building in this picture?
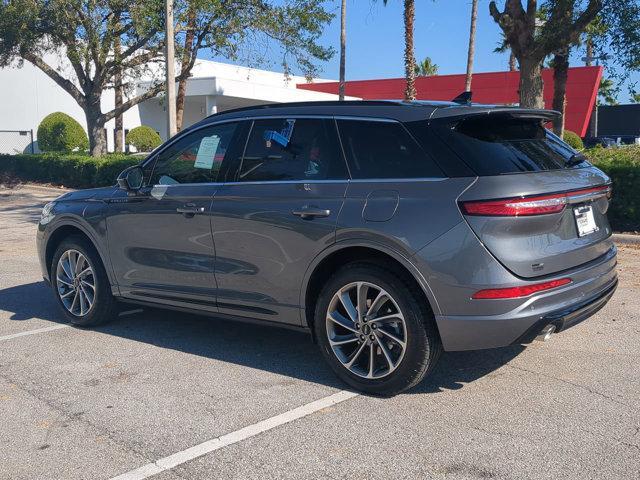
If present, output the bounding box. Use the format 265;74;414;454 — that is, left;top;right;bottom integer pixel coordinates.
0;54;356;154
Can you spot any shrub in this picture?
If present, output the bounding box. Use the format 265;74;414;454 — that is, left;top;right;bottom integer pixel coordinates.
126;126;162;152
37;112;89;152
586;145;640;232
0;153;139;189
563;130;584;150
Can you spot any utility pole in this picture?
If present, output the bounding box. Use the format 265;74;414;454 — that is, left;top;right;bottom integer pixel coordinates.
165;0;177;139
338;0;346;101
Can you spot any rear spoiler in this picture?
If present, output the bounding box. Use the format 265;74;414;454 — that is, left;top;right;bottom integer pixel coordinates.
431;105;561;122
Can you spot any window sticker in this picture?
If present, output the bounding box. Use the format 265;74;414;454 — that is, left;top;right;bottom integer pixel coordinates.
194;135;221;169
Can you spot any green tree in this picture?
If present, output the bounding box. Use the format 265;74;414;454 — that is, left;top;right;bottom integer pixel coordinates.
414;57;438;77
0;0;173;156
494;33;517;71
0;0;334;155
598;77;618;105
489;0;601;108
582;15;607;65
173;1;334;130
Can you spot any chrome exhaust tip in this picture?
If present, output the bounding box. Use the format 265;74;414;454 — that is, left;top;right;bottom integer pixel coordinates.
536;324;556;342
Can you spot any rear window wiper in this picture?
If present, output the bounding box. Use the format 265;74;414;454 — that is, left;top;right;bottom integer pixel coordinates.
566;152;587;167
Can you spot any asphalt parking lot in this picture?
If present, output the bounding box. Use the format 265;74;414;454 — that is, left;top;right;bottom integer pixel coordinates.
1;184;639;480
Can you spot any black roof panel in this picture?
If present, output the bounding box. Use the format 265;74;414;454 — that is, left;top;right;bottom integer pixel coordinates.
195;100;558;125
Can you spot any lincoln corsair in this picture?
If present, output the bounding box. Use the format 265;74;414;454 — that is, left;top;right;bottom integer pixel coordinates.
37;101;618;395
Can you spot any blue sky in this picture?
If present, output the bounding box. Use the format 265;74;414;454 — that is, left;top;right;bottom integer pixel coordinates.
209;1;639;103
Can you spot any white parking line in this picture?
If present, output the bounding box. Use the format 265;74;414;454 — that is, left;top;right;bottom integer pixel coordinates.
109;389;359;480
0;324;70;342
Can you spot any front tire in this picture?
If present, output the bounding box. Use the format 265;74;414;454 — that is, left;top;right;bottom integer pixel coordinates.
51;235;118;326
314;262;442;396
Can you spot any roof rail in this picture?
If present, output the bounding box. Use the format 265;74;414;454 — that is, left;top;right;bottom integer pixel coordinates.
205;100;406;118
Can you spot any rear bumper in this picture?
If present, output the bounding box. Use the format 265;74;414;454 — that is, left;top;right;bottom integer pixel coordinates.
511;278;617;345
434;247;618;351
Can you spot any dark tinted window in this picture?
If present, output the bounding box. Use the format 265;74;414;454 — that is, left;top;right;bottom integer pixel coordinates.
337;120;443;179
238;118;347;182
432;116;588;176
404;121;474;177
150;123;238;185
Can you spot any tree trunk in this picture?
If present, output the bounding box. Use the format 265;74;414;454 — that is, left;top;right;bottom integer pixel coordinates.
86;95;107;156
585;38;593;66
518;56;545;108
509;51;517;71
464;0;478;92
114;80;124;152
552;49;570;136
403;0;417;100
114;22;124;153
176;7;196;131
338;0;346;101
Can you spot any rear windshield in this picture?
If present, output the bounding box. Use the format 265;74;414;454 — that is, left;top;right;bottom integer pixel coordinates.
432;116;589;176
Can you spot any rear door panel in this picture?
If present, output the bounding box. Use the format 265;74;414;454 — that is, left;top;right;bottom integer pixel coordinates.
211;181;347;325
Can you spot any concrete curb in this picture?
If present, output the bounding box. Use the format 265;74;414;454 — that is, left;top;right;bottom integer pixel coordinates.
612;233;640;246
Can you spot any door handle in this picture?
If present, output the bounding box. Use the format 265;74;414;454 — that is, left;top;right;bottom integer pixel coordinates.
292;206;331;219
176;204;205;217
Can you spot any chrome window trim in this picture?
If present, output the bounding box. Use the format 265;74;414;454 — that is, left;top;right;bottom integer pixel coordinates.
146;114;400;169
150;177;447;189
146;113;444;188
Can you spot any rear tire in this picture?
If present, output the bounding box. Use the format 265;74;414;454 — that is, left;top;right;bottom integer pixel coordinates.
314;262;442;396
51;235;118;327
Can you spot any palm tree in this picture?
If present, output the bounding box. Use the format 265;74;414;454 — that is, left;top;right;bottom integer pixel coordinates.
383;0;417;100
339;0;346;101
414;57;438;76
464;0;478;92
494;33;517;71
598;78;618;106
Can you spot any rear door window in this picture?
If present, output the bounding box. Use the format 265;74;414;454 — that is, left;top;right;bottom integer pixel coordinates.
336;119;443;179
237;118;348;182
432;115;589;176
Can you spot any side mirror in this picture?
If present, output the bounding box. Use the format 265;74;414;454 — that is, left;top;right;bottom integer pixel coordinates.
117;165;144;192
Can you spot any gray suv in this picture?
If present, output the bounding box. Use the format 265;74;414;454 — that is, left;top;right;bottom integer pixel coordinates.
37;101;618;395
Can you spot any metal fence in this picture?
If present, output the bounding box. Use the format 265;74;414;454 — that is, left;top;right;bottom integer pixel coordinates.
0;130;35;155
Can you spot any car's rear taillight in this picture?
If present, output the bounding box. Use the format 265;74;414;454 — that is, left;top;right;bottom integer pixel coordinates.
460;185;611;217
472;278;572;299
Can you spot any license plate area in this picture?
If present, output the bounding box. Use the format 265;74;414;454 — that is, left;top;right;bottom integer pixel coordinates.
574;205;598;237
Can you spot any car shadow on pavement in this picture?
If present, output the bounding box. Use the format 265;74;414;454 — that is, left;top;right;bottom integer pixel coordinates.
0;191;51;224
1;281;526;395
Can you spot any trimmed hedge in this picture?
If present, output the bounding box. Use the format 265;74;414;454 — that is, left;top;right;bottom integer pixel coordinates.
0;153;138;189
563;130;584;150
126;126;162;152
587;145;640;232
37;112;89;152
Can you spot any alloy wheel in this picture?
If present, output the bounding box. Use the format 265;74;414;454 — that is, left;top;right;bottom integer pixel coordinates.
326;281;407;379
56;249;96;317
